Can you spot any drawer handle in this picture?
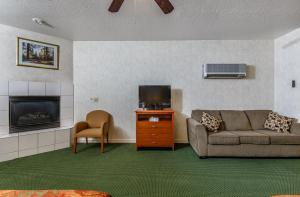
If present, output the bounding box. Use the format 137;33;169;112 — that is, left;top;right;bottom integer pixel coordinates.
152;141;156;144
151;125;157;128
151;133;156;136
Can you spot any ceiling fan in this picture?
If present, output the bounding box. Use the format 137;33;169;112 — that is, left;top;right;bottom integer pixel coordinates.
108;0;174;14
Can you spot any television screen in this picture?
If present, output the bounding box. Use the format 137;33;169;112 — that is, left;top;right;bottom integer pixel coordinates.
139;85;171;109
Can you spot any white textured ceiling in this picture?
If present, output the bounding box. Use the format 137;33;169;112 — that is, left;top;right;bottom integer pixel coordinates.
0;0;300;41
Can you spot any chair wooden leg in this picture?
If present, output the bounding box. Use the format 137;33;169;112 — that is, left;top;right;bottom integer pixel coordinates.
99;137;104;153
73;137;77;153
106;132;109;144
86;137;88;144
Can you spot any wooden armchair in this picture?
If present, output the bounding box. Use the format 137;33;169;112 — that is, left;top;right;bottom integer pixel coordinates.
73;110;110;153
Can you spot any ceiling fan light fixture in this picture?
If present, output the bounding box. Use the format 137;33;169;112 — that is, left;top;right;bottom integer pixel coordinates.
32;17;44;25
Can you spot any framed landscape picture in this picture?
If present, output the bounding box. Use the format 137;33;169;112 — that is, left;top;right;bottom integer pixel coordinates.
17;37;59;70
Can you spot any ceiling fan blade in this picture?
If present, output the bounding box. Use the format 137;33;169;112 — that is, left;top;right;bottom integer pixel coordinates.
108;0;124;12
154;0;174;14
41;21;54;29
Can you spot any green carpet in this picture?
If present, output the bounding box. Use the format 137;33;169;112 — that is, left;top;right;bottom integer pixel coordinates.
0;144;300;197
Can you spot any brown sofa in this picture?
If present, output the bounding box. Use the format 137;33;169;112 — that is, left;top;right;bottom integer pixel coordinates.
187;110;300;158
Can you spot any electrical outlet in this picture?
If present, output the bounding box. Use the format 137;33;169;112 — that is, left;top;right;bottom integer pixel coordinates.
90;97;99;103
292;80;296;88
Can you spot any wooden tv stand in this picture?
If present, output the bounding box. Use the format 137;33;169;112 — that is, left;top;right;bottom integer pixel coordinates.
135;109;174;151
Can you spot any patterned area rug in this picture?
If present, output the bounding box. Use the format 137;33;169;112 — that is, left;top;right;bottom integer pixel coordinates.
0;190;111;197
272;196;300;197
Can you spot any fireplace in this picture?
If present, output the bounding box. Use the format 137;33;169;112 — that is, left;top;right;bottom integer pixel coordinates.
9;96;60;133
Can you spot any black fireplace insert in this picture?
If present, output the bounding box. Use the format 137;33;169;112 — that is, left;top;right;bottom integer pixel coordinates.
9;96;60;133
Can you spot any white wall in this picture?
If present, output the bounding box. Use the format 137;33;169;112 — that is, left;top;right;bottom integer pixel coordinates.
275;28;300;120
0;24;73;82
74;40;274;142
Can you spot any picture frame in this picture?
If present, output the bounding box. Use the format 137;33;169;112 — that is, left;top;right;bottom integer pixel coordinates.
17;37;59;70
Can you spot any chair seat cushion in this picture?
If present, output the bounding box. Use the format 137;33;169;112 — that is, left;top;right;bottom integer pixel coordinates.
229;131;270;145
208;131;240;145
75;128;103;138
255;130;300;145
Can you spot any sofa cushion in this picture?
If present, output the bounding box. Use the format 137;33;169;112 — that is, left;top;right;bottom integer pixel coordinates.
244;110;272;130
192;110;224;130
200;112;222;132
291;123;300;135
264;112;294;133
192;110;221;122
229;131;270;145
75;128;103;138
208;131;240;145
220;110;252;131
255;130;300;145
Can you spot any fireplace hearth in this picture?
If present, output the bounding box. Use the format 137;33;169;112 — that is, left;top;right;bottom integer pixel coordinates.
9;96;60;133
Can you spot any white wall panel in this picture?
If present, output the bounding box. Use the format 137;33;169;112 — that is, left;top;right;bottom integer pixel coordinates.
0;111;8;126
0;152;18;162
29;82;45;96
19;149;38;158
55;129;70;144
0;81;8;96
61;82;73;96
19;134;38;150
46;82;60;96
9;81;28;96
61;96;73;108
0;96;8;111
38;131;55;147
0;136;18;154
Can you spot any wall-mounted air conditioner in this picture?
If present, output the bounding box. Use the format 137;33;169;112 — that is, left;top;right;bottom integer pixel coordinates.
203;64;247;79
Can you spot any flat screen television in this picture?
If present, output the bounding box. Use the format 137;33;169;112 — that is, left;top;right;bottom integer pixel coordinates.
139;85;171;110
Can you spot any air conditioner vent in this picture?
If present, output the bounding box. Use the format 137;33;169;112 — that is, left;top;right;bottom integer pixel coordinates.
203;64;247;79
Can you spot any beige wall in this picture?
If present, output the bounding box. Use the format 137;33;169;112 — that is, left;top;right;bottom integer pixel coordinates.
73;40;274;143
0;24;73;82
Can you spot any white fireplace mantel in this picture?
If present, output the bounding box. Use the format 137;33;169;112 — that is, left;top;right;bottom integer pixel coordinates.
0;80;74;162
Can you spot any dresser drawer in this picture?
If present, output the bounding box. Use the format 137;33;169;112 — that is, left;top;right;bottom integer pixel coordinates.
137;136;173;147
137;121;172;129
137;133;172;139
137;128;171;135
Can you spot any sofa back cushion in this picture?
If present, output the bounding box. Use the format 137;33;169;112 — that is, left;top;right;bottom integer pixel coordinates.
220;110;252;131
191;110;224;130
245;110;272;130
192;110;221;122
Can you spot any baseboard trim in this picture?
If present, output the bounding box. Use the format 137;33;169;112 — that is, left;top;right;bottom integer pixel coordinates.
174;139;189;143
78;138;188;144
78;138;136;143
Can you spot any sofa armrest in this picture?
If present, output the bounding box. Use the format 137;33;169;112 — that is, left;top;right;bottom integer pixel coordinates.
291;123;300;135
187;118;208;157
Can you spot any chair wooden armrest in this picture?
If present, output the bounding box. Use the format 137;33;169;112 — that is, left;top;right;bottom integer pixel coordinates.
74;121;89;133
101;121;110;142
